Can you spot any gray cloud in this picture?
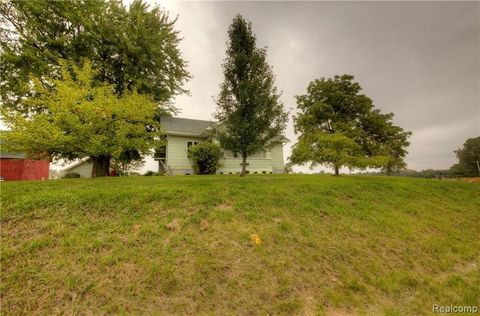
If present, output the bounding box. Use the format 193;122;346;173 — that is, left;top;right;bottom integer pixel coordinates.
157;0;479;172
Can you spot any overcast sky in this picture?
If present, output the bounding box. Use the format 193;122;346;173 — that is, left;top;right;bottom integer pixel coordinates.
149;1;479;172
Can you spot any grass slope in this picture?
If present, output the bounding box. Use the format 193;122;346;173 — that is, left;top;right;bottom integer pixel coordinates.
1;175;479;315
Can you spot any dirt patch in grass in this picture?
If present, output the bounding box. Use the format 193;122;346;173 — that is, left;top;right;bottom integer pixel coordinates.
215;203;233;211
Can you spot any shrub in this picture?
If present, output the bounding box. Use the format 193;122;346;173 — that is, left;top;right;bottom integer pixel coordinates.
144;171;155;176
254;171;258;174
188;142;223;175
63;172;80;178
262;170;267;174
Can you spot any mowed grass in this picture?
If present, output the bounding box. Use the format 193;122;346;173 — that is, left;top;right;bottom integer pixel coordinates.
1;175;479;315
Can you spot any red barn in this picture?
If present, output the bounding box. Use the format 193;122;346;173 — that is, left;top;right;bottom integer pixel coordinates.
0;151;50;181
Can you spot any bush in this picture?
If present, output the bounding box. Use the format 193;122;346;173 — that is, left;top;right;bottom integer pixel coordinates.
63;172;80;178
188;142;223;175
144;171;155;176
262;170;267;174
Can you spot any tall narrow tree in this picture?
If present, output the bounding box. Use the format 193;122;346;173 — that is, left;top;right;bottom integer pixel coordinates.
215;14;288;176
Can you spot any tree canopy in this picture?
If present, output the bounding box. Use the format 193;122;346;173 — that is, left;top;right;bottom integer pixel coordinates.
0;0;190;114
214;14;288;176
0;61;163;177
290;75;411;175
449;137;480;177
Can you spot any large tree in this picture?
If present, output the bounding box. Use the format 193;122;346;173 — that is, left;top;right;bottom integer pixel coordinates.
0;0;190;114
214;14;288;176
450;137;480;177
361;109;411;175
0;61;163;177
291;75;411;175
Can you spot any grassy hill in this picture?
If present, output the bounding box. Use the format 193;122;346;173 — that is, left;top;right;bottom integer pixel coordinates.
1;175;479;315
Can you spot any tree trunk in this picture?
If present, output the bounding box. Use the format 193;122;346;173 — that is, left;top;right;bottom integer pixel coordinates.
386;167;392;176
334;165;339;176
240;153;247;177
91;155;111;178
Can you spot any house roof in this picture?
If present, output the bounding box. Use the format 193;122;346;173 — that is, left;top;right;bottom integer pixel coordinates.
63;158;91;171
160;116;290;142
275;135;290;143
160;116;215;137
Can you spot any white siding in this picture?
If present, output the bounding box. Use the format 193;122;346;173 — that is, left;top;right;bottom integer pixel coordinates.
65;160;93;178
270;144;286;173
165;135;205;174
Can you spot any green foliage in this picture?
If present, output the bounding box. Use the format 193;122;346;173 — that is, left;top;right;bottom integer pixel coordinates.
359;168;451;178
0;0;190;113
143;171;163;176
111;149;145;175
291;75;410;175
188;142;223;175
290;131;388;174
0;61;162;172
62;172;80;179
450;137;480;177
214;14;288;176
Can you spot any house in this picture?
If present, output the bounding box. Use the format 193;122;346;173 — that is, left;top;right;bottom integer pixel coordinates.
156;117;289;175
61;158;93;178
59;116;289;177
0;150;50;181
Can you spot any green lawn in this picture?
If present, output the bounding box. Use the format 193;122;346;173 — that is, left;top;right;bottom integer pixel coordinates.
1;175;479;315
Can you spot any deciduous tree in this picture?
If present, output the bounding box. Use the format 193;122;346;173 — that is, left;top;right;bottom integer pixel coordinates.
0;61;163;177
450;137;480;177
291;75;410;175
0;0;190;114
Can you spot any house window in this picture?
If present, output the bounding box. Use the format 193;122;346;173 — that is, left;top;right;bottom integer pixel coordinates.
187;141;199;150
249;151;267;159
187;141;199;157
224;150;239;158
154;145;166;160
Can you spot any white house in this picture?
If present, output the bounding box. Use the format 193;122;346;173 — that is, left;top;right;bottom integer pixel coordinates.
61;116;289;177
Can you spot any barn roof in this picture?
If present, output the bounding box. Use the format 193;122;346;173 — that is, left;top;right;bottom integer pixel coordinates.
0;140;25;158
0;151;25;159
